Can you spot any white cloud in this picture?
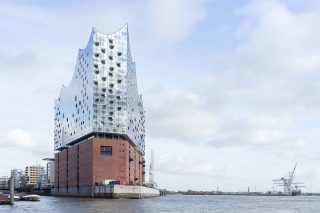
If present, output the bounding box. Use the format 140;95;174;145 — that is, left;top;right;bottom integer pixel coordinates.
0;0;210;51
147;90;218;143
0;129;51;156
0;47;37;76
145;0;320;158
0;129;34;147
156;153;244;180
145;0;208;44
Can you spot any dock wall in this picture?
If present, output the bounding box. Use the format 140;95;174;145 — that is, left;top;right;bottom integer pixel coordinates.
52;185;160;199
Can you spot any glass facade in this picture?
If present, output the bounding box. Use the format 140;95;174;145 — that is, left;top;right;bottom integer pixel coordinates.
54;24;145;154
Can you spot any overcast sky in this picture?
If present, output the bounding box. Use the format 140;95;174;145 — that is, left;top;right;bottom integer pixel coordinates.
1;0;320;192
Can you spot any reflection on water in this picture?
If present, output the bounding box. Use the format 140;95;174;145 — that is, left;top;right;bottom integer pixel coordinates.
1;195;320;213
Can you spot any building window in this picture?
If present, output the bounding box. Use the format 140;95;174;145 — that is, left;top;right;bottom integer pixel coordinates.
95;42;99;46
109;56;113;60
116;62;121;67
109;39;113;44
100;146;112;155
117;52;122;56
109;44;114;49
101;48;106;53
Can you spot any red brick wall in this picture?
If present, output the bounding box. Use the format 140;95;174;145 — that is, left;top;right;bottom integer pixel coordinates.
139;155;145;182
54;137;145;188
58;149;68;188
78;139;93;186
67;145;78;187
125;142;130;181
92;138;126;184
128;145;134;184
134;149;139;183
54;153;59;188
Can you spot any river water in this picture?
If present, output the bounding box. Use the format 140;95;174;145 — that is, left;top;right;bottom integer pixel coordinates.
1;195;319;213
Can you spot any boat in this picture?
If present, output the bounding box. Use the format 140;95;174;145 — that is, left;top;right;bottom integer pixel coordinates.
0;192;10;205
21;195;40;201
8;195;21;201
14;195;21;201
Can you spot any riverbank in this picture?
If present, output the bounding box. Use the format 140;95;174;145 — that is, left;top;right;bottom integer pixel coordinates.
176;190;320;196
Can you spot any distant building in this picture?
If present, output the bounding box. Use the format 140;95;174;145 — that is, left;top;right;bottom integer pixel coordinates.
43;158;55;188
10;169;25;189
39;169;49;189
0;176;9;189
25;165;45;188
54;24;146;194
47;160;55;187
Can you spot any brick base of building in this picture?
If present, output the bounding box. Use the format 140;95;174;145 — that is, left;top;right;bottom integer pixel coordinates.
54;137;145;191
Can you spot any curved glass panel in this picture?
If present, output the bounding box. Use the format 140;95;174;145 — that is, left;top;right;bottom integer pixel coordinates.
54;25;145;154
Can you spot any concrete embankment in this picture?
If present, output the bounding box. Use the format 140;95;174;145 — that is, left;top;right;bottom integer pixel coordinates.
52;185;161;199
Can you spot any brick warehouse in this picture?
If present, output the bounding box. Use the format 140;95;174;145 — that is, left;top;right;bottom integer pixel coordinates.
55;136;145;191
53;25;146;194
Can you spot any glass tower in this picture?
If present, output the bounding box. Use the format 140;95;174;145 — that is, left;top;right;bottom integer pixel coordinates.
54;24;145;155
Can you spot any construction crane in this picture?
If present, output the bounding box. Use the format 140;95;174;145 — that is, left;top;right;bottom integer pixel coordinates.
272;163;305;195
146;150;157;188
149;149;154;184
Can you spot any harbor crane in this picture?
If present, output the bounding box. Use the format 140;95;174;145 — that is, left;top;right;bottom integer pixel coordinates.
272;163;305;195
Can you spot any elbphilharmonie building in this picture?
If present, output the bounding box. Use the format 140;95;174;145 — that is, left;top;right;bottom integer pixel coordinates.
54;25;146;194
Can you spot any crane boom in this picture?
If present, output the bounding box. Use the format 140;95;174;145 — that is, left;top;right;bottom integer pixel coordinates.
290;163;297;181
